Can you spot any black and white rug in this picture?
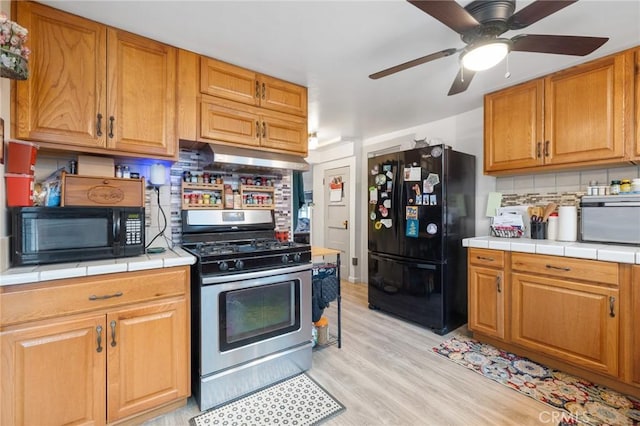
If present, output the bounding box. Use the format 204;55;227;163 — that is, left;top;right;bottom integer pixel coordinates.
190;373;345;426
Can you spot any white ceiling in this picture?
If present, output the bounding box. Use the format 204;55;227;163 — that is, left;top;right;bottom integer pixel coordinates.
42;0;640;147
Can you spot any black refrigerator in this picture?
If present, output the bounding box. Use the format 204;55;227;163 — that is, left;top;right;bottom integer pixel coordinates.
367;144;475;335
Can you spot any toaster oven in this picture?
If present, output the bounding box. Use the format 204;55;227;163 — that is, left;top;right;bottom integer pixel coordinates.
580;195;640;245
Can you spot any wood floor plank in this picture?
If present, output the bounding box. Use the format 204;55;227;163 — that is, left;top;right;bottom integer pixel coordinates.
144;282;564;425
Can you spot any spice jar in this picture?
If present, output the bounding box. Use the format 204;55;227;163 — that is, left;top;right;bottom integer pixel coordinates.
632;178;640;194
620;179;631;193
610;180;621;195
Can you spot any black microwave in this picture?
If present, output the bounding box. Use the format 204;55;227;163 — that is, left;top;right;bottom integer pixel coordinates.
10;206;145;266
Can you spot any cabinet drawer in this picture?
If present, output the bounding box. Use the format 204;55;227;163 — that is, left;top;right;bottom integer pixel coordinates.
61;174;145;207
469;248;505;268
511;253;618;285
0;267;188;327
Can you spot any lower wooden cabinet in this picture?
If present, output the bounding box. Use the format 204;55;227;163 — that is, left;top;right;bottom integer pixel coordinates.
511;271;619;376
628;265;640;386
468;248;507;340
0;266;190;426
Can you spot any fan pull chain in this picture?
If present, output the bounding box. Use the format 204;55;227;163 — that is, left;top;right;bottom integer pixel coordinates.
460;66;464;83
505;55;511;79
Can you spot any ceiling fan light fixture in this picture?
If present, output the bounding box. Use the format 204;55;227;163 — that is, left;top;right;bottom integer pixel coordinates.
461;40;510;71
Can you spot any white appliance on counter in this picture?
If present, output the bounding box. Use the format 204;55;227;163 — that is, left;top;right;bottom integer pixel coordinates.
580;194;640;245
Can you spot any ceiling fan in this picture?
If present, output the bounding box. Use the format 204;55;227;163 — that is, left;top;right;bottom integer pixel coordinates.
369;0;609;95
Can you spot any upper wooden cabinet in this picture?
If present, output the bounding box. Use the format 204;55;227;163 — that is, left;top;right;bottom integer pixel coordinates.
635;48;640;159
484;49;635;175
14;2;177;159
201;57;307;117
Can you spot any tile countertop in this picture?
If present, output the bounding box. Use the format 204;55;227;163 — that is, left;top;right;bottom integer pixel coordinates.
0;247;197;287
463;237;640;264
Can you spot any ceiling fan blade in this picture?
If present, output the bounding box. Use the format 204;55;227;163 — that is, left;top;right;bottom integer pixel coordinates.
511;34;609;56
369;48;458;80
448;68;476;96
508;0;578;30
407;0;479;34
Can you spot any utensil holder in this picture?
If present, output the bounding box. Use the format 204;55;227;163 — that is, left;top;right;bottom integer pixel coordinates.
530;221;547;239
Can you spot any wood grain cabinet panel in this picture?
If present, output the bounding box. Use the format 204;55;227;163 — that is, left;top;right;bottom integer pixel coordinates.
484;49;634;175
627;266;640;387
0;266;190;426
1;315;106;426
468;249;508;340
635;48;640;159
14;2;177;159
14;2;107;148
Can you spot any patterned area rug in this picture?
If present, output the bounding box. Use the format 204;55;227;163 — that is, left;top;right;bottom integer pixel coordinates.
190;373;345;426
433;335;640;426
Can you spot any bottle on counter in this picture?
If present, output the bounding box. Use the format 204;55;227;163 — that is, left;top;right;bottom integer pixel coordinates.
620;179;631;193
546;212;559;241
122;166;131;179
115;165;123;178
610;180;621;195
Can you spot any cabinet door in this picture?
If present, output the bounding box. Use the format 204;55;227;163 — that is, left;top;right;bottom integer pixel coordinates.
511;273;619;376
106;299;189;422
260;110;308;155
468;265;505;339
106;29;177;157
200;57;259;105
635;48;640;159
1;315;106;426
259;74;308;117
628;266;640;386
199;97;261;147
15;2;107;148
484;80;544;172
544;52;632;165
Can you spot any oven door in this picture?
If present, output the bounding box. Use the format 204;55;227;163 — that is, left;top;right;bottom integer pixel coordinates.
200;264;312;375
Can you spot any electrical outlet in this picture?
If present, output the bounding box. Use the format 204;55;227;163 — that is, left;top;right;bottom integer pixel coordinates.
352;257;358;266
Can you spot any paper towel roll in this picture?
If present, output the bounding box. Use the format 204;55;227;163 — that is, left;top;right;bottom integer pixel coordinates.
557;205;577;242
150;163;166;186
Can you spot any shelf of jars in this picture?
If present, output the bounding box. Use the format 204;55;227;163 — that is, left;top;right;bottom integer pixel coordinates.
181;181;225;209
240;184;275;209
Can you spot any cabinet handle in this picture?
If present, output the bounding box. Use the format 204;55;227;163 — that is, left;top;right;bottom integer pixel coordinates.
476;256;495;262
536;142;541;158
544;140;550;157
496;275;502;293
256;121;260;137
89;291;123;301
261;82;265;100
96;325;103;353
96;113;103;137
108;116;115;139
255;81;260;98
110;320;117;347
609;296;616;317
262;122;267;138
545;264;571;272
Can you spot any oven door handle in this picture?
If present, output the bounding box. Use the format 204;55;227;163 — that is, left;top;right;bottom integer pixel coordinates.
201;263;312;285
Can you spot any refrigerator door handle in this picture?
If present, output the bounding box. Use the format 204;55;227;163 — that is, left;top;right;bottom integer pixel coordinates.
369;253;437;270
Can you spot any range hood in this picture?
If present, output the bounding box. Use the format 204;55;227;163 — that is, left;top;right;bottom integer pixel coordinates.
203;143;310;174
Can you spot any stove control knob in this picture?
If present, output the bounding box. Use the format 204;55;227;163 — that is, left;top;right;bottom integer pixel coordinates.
234;259;244;270
218;261;229;271
293;253;301;262
281;254;290;264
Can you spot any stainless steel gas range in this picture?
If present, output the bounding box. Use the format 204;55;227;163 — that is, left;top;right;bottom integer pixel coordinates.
182;209;313;411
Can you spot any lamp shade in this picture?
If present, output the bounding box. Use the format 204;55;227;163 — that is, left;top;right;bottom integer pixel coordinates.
462;41;510;71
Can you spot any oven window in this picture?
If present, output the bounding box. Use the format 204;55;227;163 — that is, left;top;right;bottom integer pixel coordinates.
219;280;300;351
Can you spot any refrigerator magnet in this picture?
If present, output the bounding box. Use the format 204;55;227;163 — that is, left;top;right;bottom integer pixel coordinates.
426;173;440;186
374;221;383;230
380;219;392;228
370;211;377;221
415;195;423;205
423;180;434;194
386;180;392;191
406;206;418;219
429;194;437;205
426;223;438;234
371;165;379;175
404;167;421;181
406;219;419;237
383;199;391;208
375;174;386;185
378;205;389;217
369;187;378;204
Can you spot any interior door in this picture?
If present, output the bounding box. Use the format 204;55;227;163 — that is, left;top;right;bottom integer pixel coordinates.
324;166;350;279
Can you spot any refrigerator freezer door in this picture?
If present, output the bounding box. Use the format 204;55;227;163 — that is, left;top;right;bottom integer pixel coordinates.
368;252;450;334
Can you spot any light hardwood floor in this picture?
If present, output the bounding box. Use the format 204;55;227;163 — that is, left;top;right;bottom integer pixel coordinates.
144;282;564;425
